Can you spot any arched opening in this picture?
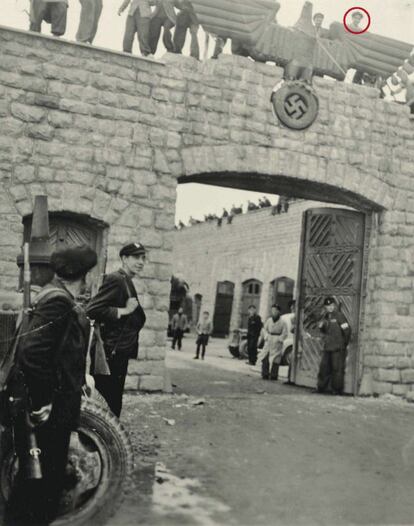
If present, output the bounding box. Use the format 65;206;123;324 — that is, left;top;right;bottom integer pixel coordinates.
240;279;263;328
212;281;234;337
269;277;295;316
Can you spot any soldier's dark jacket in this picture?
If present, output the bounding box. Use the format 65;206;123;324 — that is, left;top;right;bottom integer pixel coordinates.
16;278;89;429
247;313;263;339
319;311;351;351
86;269;146;359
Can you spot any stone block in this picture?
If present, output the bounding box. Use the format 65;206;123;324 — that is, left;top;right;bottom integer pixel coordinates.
138;375;164;392
376;368;400;383
11;102;45;123
392;384;409;396
124;375;139;391
401;370;414;383
372;381;393;394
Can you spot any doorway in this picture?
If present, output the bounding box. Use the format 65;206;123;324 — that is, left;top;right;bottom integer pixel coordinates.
293;208;366;395
240;279;262;328
213;281;234;337
270;277;294;315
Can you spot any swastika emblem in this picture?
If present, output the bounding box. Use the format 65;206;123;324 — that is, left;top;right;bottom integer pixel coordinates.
284;94;308;120
271;81;319;130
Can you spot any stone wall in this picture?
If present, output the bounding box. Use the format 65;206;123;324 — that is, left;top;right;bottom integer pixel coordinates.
0;25;413;397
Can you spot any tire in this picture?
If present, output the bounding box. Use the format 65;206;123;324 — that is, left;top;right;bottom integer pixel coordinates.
0;398;134;526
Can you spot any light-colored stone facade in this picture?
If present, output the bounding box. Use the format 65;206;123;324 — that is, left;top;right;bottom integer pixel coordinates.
0;26;413;396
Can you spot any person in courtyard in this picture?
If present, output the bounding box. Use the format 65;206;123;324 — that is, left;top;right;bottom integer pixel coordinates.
76;0;103;44
171;306;188;350
194;310;212;360
174;0;200;60
29;0;68;37
119;0;154;56
348;10;364;32
87;242;146;417
149;0;176;54
281;299;296;384
5;245;97;524
316;296;351;395
260;304;288;380
246;304;263;366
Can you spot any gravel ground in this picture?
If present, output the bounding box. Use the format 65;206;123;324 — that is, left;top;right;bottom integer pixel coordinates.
111;338;414;526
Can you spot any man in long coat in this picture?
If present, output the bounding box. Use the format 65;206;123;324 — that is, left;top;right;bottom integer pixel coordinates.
6;245;97;524
87;243;146;417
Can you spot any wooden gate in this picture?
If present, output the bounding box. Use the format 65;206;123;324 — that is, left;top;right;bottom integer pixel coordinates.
293;208;366;394
213;281;234;337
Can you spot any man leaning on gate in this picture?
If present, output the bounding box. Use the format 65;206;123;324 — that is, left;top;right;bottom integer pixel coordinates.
316;297;351;395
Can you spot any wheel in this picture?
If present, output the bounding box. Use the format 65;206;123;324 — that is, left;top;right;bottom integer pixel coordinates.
0;398;134;525
282;346;293;366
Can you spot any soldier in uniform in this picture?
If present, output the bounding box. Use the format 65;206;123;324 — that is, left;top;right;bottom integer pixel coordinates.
316;297;351;395
149;0;177;54
86;243;146;418
246;305;263;366
173;0;200;60
6;245;97;524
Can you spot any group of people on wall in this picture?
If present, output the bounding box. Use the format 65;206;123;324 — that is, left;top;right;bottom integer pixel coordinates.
27;0;201;59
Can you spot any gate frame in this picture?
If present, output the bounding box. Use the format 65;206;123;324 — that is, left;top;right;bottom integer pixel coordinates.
292;207;372;395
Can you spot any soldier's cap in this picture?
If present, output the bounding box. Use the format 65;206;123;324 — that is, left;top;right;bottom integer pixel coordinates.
119;243;147;258
351;11;363;19
324;296;336;306
51;244;97;280
271;303;282;310
313;12;324;19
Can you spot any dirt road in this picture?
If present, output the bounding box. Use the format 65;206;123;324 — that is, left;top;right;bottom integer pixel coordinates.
114;338;414;526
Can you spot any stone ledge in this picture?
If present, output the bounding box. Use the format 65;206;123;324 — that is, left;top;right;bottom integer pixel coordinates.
0;24;165;68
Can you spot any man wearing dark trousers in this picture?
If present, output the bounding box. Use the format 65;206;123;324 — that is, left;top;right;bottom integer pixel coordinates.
316;297;351;395
173;0;199;59
171;307;188;350
246;305;262;365
119;0;154;56
87;243;146;417
149;0;176;54
6;245;97;524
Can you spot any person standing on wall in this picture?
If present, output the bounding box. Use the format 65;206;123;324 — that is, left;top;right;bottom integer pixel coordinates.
119;0;155;56
171;307;188;351
86;243;147;417
316;297;351;395
29;0;68;37
246;304;263;366
194;310;212;360
76;0;103;44
149;0;176;54
173;0;200;60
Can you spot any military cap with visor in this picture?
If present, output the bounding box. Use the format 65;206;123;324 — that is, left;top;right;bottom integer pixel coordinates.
119;243;147;258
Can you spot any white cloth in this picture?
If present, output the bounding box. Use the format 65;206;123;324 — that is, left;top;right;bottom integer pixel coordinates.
257;317;288;367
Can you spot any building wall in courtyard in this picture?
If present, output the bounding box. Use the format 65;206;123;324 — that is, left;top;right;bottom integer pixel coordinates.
172;200;327;329
0;26;413;397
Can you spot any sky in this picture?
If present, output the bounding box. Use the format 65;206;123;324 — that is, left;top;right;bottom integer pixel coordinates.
2;1;413;223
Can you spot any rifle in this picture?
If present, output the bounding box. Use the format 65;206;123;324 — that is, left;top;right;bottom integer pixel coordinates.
8;242;43;480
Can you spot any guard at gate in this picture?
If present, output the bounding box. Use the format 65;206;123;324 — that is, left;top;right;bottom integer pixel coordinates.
5;245;97;524
316;297;351;395
86;243;146;417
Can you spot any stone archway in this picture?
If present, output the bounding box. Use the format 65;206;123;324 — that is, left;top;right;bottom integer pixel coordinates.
176;143;406;396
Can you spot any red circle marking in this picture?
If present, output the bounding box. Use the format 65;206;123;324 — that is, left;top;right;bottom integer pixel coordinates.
343;6;371;34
